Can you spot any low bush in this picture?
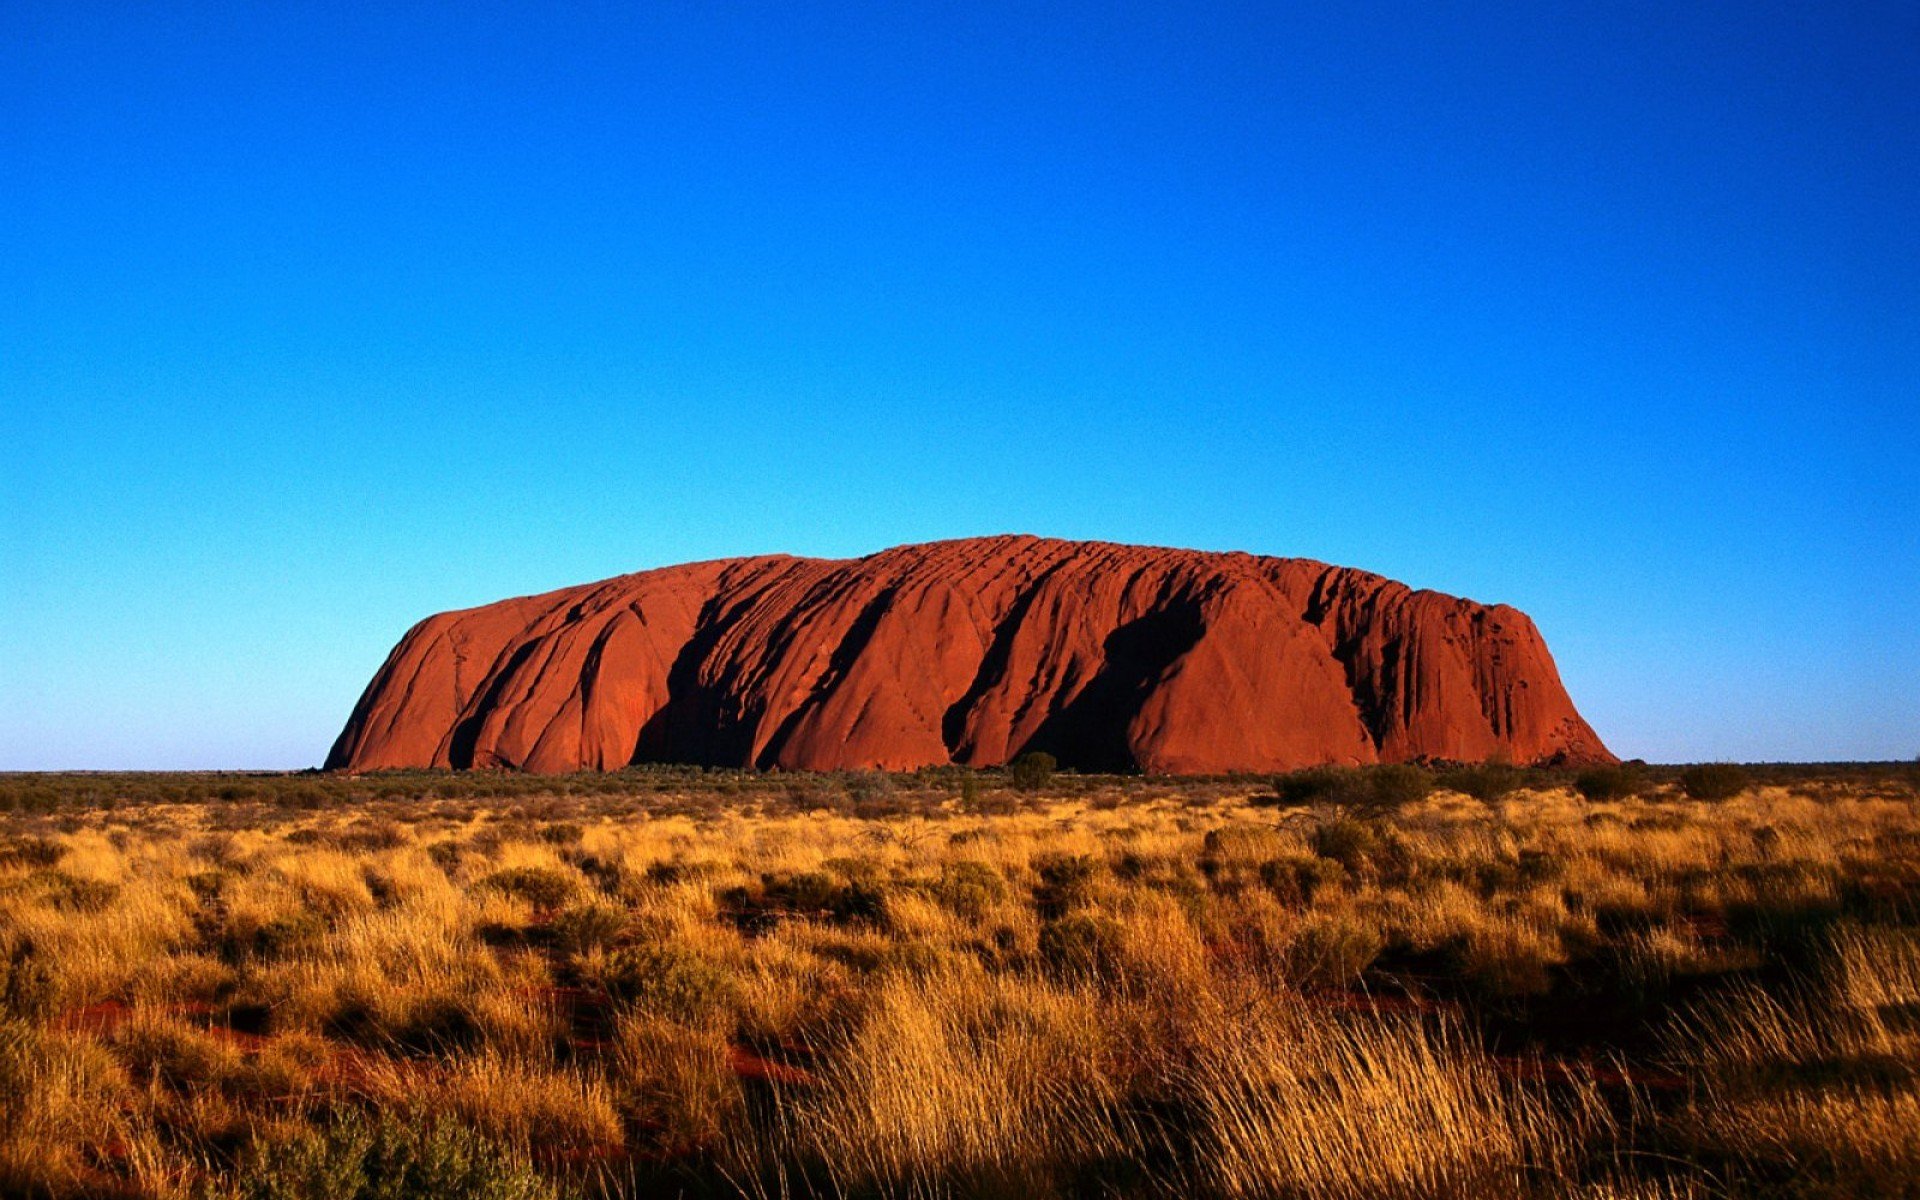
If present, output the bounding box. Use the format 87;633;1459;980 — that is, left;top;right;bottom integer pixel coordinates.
1039;912;1124;979
601;944;738;1025
233;1112;556;1200
1365;764;1433;809
958;772;1019;815
228;910;329;961
1260;856;1347;906
550;901;630;954
723;872;889;929
1009;751;1058;792
1311;816;1382;872
1270;764;1432;812
335;818;409;852
0;836;64;869
1455;921;1566;1000
933;860;1007;918
0;940;56;1018
1576;765;1643;802
1285;912;1384;989
841;771;897;809
1680;763;1752;801
1033;852;1101;917
43;873;120;913
329;991;484;1058
1269;767;1353;808
566;849;626;894
476;867;576;909
1441;762;1523;802
536;822;584;846
110;1015;242;1091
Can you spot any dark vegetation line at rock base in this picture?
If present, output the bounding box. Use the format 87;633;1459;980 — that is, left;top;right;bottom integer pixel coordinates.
3;759;1914;816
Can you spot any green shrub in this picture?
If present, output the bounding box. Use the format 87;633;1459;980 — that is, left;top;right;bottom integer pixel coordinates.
389;995;484;1057
1365;764;1433;809
44;873;119;913
476;867;575;909
1039;913;1124;979
233;910;329;961
727;871;889;927
602;944;737;1024
766;870;839;911
1036;853;1098;888
643;860;688;886
1260;856;1348;906
0;1019;52;1119
832;880;889;925
841;771;897;807
550;901;629;954
1310;816;1381;871
1679;763;1751;801
233;1111;556;1200
0;836;64;869
1200;825;1287;861
0;940;56;1018
779;778;829;811
1033;852;1100;916
111;1017;239;1091
1516;847;1564;883
1452;927;1562;1000
536;821;584;846
1270;764;1431;811
933;860;1007;919
1008;751;1057;792
1441;763;1523;802
822;854;883;883
1269;767;1353;808
325;990;482;1058
566;850;625;895
1575;765;1642;802
186;868;232;900
335;818;408;852
1285;913;1384;990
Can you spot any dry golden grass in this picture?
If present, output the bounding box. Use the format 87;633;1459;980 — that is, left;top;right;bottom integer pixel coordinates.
0;765;1914;1198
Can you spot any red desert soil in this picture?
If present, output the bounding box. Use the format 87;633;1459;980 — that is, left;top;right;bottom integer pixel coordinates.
328;535;1612;774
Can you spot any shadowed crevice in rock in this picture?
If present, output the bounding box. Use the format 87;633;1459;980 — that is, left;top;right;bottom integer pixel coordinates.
1022;601;1207;772
627;587;776;768
445;639;543;768
575;614;626;711
754;585;899;769
1306;568;1402;754
939;562;1069;759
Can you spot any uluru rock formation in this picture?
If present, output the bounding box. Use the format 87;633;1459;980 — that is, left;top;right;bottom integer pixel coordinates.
327;536;1613;774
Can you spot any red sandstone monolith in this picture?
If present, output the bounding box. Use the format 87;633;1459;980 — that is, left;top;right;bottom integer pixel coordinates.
327;536;1612;773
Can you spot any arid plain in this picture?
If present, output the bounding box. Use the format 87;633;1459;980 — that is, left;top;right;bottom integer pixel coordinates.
2;762;1916;1199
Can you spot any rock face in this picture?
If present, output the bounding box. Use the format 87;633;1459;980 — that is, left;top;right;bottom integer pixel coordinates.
327;536;1613;774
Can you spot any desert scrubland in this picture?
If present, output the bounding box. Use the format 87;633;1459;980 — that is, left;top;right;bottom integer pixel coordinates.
0;763;1916;1199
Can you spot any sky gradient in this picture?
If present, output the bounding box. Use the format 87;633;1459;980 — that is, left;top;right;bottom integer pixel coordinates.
5;2;1916;768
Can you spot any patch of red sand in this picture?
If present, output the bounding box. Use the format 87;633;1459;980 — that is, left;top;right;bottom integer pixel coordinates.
727;1044;816;1086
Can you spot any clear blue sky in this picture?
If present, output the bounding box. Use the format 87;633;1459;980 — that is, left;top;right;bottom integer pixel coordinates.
4;2;1915;768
